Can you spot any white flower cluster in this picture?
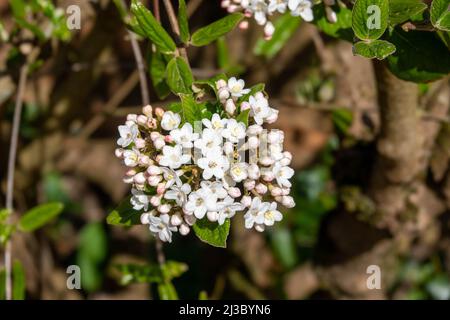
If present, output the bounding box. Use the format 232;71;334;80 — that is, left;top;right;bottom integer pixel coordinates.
115;77;295;243
221;0;314;39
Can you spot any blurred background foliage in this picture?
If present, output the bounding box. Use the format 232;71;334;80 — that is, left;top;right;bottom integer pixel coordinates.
1;0;450;300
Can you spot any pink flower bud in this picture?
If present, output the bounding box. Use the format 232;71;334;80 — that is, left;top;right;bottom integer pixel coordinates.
241;195;252;207
134;172;147;185
247;164;260;180
158;204;171;214
239;20;249;30
123;176;134;184
260;156;274;166
240;101;251;111
225;99;236;115
280;157;291;166
155;107;165;118
179;223;190;235
126;114;137;122
207;211;218;222
244;179;256;190
147;165;162;176
140;212;150;224
223;141;234;155
171;213;183;226
115;148;124;158
150;195;162;207
216;79;227;89
248;136;259;149
264;22;275;40
228;187;241;198
281;188;291;196
164;135;173;143
271;187;283;197
157;183;166;195
153;137;165;150
266;109;279;124
255;183;268;195
150;131;161;141
247;124;263;135
184;214;196;226
137;115;148;126
155;155;163;163
219;88;230;101
134;138;146;149
262;171;275;182
255;224;265;232
281;196;295;208
142;105;153;117
138;155;152;166
148;175;162;186
126;168;137;176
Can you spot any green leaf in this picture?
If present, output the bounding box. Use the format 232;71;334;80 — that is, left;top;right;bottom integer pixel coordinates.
12;260;25;300
193;218;230;248
238;83;265;103
178;0;190;43
353;39;396;59
158;282;178;300
254;14;301;59
179;94;210;125
352;0;389;40
236;109;250;127
386;28;450;82
131;0;176;53
76;223;108;292
312;4;353;41
107;196;142;226
18;202;63;232
10;0;26;19
389;0;427;26
191;13;244;46
271;227;298;269
166;57;193;94
431;0;450;31
149;50;170;99
198;290;208;300
115;261;188;285
217;37;230;69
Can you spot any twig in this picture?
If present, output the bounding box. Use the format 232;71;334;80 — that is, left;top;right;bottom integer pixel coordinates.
161;0;190;63
155;239;166;265
186;0;203;17
5;64;28;300
128;31;150;106
153;0;161;22
78;70;140;138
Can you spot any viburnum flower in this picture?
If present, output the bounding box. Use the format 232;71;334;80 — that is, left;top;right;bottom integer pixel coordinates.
221;0;318;39
115;76;296;243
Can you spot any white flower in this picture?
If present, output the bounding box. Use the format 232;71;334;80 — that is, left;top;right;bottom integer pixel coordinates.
159;145;190;169
268;0;287;13
149;213;177;242
272;162;295;187
161;111;181;131
200;181;228;199
170;123;199;148
164;183;191;206
263;202;283;226
227;77;250;98
194;128;223;155
251;0;268;25
184;192;208;219
197;149;230;180
130;188;151;211
289;0;313;21
249;93;271;125
117;122;138;147
202;113;228;133
217;196;244;225
222;119;246;143
230;162;248;182
161;167;183;188
244;197;270;229
123;149;140;167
